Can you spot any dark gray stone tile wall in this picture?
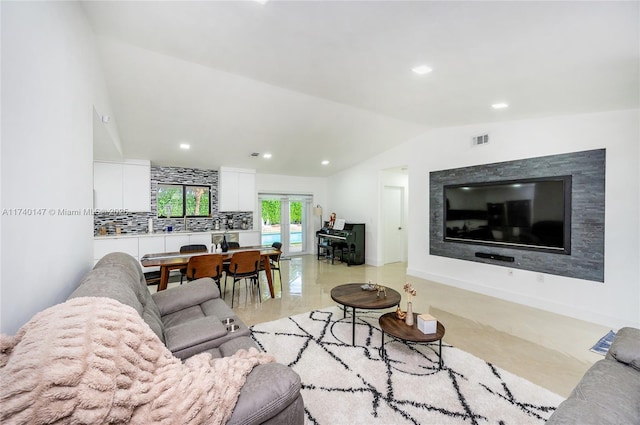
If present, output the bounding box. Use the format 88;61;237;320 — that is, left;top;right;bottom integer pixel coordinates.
429;149;605;282
94;166;252;235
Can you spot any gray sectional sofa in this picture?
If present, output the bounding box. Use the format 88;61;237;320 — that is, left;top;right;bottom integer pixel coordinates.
69;252;304;425
546;326;640;425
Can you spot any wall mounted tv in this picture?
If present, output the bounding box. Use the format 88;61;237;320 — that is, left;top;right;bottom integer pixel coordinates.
444;176;572;254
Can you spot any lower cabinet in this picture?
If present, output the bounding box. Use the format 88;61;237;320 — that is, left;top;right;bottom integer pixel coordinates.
164;235;191;253
138;235;165;272
239;231;261;247
94;231;262;269
94;237;138;266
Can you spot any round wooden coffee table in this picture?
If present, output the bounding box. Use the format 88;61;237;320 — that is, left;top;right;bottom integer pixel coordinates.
331;283;401;346
379;312;446;368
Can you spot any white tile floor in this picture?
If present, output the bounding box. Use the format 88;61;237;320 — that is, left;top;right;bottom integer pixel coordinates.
162;254;608;397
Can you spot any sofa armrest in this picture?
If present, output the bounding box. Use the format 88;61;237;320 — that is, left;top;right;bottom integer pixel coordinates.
606;327;640;371
165;316;227;353
227;363;303;425
152;278;220;316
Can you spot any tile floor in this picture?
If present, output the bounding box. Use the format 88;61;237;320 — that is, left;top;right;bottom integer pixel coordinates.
165;254;609;398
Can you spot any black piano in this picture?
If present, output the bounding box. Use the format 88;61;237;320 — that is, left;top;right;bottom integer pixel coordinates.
316;223;365;266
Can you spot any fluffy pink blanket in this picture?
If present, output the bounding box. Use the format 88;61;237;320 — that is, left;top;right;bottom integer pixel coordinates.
0;297;274;424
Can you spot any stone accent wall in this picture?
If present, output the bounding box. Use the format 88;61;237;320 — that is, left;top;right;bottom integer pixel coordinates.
94;166;252;235
429;149;605;282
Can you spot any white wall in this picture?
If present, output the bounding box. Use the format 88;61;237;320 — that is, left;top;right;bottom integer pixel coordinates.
328;148;411;265
256;173;328;253
330;109;640;329
1;2;116;334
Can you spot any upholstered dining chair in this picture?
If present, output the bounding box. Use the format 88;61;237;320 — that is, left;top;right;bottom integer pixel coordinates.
179;244;208;284
224;250;261;308
185;254;224;292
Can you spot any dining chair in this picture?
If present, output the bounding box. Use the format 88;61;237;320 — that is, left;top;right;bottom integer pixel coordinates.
222;241;241;273
224;250;261;308
144;270;161;288
185;254;224;292
179;244;208;284
261;242;282;284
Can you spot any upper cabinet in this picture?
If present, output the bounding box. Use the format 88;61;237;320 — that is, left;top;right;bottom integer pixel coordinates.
94;160;150;212
219;167;256;212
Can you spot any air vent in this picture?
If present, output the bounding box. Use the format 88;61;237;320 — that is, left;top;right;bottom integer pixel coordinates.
472;134;489;146
250;152;260;157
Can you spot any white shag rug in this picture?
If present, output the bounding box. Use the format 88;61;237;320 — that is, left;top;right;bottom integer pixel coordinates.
250;306;564;425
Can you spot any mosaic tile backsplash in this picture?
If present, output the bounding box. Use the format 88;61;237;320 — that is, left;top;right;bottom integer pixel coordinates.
94;166;253;235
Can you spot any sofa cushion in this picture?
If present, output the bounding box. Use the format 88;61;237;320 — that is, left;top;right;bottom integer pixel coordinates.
219;336;259;357
606;327;640;371
164;316;227;353
549;359;640;425
152;278;220;316
162;305;206;329
227;363;303;425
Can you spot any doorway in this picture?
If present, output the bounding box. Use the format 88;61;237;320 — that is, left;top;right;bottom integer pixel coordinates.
381;168;408;264
259;194;312;256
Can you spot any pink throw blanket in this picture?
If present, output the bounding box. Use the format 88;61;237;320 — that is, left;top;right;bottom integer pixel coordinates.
0;297;274;424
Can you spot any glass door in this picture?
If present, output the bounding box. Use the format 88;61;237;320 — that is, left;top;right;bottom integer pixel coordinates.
261;198;283;248
260;194;312;256
289;200;303;254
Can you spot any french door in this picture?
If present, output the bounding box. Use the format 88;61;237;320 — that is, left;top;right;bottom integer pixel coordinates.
259;194;312;256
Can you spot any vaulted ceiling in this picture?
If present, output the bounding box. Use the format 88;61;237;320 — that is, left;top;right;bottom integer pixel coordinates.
83;1;639;177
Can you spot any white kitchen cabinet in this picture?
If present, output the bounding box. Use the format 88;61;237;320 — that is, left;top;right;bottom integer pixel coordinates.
239;231;260;247
219;167;255;212
138;235;166;271
93;160;150;212
189;233;212;251
164;234;191;252
94;237;138;265
123;162;150;212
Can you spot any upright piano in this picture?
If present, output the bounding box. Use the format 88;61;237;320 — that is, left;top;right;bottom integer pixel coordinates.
316;223;365;266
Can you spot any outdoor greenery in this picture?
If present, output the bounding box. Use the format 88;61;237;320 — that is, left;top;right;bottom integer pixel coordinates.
158;184;210;217
261;200;302;224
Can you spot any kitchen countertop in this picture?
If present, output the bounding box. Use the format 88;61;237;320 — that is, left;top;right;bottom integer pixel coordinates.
95;229;259;239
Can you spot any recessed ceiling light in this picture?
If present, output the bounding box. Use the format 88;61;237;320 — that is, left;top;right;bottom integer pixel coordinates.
179;143;190;150
263;153;272;159
412;64;433;75
321;160;330;165
492;103;509;109
254;0;268;4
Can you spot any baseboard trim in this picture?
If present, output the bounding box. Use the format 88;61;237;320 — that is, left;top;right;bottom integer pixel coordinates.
406;267;636;330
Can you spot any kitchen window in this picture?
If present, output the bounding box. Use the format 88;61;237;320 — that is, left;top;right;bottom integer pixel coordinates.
158;184;210;218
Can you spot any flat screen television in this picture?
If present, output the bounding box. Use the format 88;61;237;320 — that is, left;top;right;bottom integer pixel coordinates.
443;176;572;254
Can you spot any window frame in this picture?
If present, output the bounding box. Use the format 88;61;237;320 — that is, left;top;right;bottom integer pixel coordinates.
157;183;211;218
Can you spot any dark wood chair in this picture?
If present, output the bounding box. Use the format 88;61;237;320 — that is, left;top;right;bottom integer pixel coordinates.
224;250;261;308
185;254;224;292
179;244;208;284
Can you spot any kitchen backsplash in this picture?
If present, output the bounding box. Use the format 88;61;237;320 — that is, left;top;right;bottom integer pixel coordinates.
94;165;253;235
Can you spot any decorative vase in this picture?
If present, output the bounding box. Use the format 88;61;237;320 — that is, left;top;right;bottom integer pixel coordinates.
221;236;229;252
405;301;414;326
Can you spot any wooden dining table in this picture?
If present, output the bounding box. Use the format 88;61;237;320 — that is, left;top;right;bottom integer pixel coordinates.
140;246;280;297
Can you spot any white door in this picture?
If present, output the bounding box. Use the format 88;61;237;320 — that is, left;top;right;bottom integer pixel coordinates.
383;186;406;264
